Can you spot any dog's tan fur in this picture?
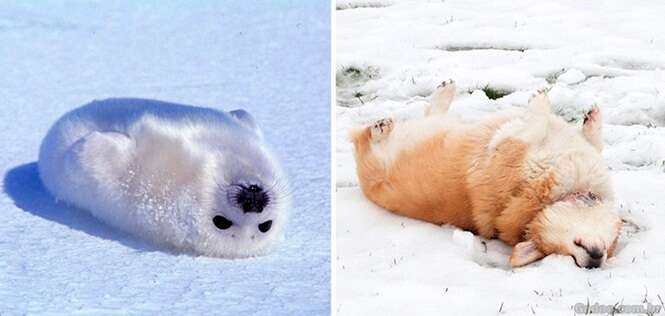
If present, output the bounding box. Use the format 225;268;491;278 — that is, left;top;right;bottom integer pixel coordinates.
351;81;621;268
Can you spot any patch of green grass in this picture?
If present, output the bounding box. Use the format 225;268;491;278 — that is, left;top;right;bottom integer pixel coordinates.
483;86;512;100
344;67;362;80
467;85;512;100
336;65;381;107
544;68;566;84
336;65;379;87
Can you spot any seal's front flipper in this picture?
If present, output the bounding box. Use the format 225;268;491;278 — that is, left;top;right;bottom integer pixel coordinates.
65;131;135;186
230;109;262;136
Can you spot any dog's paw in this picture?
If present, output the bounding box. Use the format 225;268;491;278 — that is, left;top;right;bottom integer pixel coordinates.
435;79;456;96
527;87;552;115
528;87;549;104
437;79;455;89
583;105;601;126
370;118;394;142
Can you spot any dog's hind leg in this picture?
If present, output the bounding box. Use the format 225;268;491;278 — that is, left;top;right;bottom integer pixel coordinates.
582;105;603;152
527;88;552;115
488;90;551;152
369;118;394;142
426;79;456;116
350;118;395;206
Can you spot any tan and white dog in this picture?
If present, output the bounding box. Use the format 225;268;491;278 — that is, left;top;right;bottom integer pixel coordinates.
350;80;622;268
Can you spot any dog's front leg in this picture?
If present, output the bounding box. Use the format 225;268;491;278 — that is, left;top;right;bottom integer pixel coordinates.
495;174;556;246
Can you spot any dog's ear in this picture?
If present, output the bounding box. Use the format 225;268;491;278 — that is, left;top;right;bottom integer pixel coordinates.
510;240;545;267
607;235;619;258
607;220;622;258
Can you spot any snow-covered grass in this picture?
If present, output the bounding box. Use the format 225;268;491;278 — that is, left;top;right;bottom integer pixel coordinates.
0;1;329;314
336;0;665;314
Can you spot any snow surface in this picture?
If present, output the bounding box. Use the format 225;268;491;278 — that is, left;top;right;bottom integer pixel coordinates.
0;1;329;315
336;0;665;315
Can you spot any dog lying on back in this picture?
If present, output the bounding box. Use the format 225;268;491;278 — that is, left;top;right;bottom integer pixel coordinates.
350;80;621;268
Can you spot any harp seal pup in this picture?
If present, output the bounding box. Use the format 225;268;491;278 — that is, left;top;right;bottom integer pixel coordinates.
38;98;288;258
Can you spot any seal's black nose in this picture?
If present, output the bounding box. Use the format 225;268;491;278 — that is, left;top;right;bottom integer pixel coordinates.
236;184;268;213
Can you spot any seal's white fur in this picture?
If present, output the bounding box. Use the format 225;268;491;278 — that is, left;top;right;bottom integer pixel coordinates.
39;98;288;257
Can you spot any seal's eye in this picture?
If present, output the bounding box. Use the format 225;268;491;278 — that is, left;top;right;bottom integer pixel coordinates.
213;215;233;230
258;220;273;233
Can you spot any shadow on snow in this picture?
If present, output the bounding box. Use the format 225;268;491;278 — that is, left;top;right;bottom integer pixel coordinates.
3;162;157;253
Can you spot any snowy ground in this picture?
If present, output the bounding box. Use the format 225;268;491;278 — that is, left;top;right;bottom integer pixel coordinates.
0;1;329;315
336;0;665;315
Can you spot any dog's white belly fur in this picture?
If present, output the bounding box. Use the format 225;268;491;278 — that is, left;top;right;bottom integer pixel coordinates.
370;115;462;165
524;116;613;202
38;98;286;257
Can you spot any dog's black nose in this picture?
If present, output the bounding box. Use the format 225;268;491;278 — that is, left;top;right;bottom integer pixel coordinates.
585;258;602;269
236;184;268;213
583;247;603;268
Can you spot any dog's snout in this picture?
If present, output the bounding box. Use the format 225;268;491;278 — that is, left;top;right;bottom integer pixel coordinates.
574;238;605;269
236;184;269;213
587;247;603;260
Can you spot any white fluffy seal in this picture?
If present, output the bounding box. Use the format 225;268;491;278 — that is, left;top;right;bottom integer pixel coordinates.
38;98;289;258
